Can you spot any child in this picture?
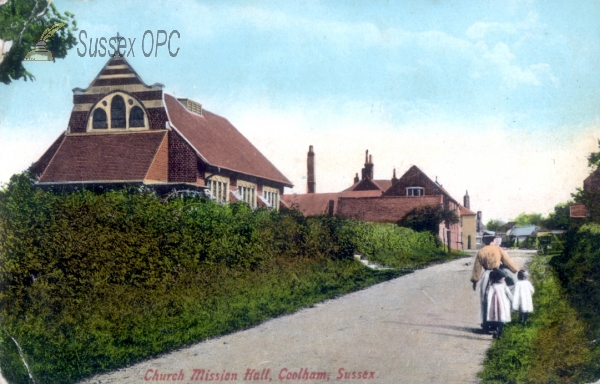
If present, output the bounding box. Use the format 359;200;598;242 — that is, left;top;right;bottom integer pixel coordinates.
512;270;535;322
487;269;513;338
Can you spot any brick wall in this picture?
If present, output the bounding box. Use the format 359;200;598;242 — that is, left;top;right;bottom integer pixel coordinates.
147;107;169;130
168;131;197;182
68;111;89;133
145;134;169;182
336;195;443;223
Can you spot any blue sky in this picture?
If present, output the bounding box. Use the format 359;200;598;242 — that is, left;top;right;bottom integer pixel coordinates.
2;0;600;221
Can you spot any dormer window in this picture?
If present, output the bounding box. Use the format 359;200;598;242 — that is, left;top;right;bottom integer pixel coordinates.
407;187;424;196
87;92;148;131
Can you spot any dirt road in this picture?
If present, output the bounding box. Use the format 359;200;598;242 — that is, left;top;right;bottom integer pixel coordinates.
82;250;534;384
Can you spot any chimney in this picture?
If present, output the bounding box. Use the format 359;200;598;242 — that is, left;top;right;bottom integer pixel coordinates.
307;145;315;193
391;168;398;184
362;150;374;180
354;173;359;184
464;190;470;209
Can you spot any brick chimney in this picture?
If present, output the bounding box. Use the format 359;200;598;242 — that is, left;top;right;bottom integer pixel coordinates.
391;168;398;184
307;145;315;193
354;173;359;184
361;150;374;180
464;190;470;209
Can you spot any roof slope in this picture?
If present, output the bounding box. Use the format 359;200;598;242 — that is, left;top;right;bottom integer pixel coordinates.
337;195;443;223
343;179;392;192
459;205;476;215
38;131;166;183
164;94;292;186
281;190;382;216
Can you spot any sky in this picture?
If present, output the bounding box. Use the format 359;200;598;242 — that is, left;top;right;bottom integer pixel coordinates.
2;0;600;222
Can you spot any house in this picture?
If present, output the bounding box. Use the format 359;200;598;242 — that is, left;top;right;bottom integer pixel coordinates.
570;166;600;218
30;55;292;208
506;225;540;248
282;147;478;250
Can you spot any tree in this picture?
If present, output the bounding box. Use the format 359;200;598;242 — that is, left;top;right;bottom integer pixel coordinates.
541;202;572;230
570;139;600;223
512;212;544;227
397;204;459;240
485;219;506;232
0;0;77;84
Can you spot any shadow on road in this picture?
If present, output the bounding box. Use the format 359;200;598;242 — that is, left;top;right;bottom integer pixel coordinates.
382;321;489;335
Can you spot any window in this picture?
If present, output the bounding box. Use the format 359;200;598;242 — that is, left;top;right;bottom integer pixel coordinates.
92;108;108;129
129;106;145;127
406;187;424;196
88;93;149;131
263;187;279;209
208;180;228;203
111;95;126;128
238;184;256;208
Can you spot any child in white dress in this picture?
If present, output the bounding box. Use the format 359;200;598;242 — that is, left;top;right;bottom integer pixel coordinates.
512;270;534;322
487;269;513;338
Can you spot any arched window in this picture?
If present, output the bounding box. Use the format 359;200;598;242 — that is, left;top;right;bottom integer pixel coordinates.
92;108;108;129
129;106;145;127
111;95;126;128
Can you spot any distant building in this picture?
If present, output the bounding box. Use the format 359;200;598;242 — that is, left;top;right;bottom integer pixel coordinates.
30;56;292;208
282;147;478;250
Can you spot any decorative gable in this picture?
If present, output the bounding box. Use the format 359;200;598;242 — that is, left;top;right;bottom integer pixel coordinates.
68;56;167;133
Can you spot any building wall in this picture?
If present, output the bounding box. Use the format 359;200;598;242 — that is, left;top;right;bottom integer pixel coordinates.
168;130;197;183
461;214;477;250
439;220;462;251
336;195;443;223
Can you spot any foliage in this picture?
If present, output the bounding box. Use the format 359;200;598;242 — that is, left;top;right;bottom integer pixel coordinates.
541;202;572;230
397;204;459;239
512;212;544;227
485;219;506;232
355;223;458;268
587;139;600;169
572;188;600;223
0;172;446;383
0;0;77;84
479;253;596;384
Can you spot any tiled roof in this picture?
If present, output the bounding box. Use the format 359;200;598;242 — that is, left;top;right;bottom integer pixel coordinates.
459;205;476;215
570;204;587;218
281;190;382;216
164;94;292;186
38;131;167;183
336;195;443;223
343;179;393;192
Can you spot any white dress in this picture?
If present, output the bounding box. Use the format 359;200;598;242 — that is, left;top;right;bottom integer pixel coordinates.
512;280;535;313
487;283;513;323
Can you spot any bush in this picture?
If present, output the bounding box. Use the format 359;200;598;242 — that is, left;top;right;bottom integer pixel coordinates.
479;253;597;383
0;173;448;383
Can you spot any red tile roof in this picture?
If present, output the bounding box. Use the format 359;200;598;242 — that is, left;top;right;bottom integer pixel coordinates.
459;205;476;215
38;131;167;183
336;195;443;223
281;190;382;216
343;179;393;192
164;94;292;186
